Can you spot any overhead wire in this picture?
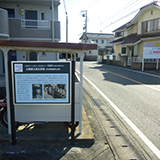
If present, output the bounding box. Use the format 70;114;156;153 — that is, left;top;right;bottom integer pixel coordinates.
100;0;147;31
85;0;101;10
100;0;138;24
101;8;140;31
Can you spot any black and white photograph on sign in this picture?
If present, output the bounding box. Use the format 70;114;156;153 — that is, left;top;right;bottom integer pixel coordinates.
44;84;66;99
32;84;43;99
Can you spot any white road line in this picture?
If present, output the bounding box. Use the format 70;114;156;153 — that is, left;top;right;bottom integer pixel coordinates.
77;69;160;159
145;85;160;92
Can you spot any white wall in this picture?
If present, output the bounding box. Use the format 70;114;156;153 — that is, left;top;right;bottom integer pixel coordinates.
39;52;58;61
16;50;26;61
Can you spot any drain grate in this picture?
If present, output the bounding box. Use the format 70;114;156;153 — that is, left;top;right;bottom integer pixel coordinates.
90;99;104;107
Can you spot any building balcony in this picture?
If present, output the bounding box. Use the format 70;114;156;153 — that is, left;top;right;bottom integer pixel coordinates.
0;8;9;39
8;18;60;41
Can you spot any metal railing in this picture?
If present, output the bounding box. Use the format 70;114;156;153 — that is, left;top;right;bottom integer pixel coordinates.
21;19;50;29
133;57;159;63
133;57;142;63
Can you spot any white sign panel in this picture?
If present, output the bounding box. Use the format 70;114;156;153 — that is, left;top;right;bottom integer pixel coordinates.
143;42;160;59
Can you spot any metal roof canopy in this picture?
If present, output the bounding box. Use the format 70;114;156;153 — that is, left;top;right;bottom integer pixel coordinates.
0;40;97;139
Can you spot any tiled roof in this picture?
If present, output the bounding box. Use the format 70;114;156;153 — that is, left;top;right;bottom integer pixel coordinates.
111;32;160;45
121;33;140;45
110;37;124;44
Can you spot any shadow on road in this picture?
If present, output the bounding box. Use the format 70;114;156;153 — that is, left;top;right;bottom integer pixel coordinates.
88;64;160;86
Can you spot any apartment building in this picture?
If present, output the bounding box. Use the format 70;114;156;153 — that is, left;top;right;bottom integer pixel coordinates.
0;0;61;75
110;1;160;70
79;32;114;60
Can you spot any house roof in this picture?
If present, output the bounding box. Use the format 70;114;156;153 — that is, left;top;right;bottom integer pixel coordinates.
113;1;160;32
112;21;133;32
110;37;124;44
79;32;114;40
111;32;160;46
121;33;140;45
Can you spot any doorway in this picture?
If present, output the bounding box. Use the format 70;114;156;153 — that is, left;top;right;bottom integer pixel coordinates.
25;10;37;28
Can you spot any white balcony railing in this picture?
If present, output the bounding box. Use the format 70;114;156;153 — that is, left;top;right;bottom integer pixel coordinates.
21;19;50;29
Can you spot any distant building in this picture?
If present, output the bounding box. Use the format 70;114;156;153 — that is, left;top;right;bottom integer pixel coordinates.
0;0;61;75
79;32;114;61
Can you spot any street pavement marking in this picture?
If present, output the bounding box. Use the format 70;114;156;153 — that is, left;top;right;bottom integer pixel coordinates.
76;69;160;159
84;63;160;92
100;68;144;85
99;68;160;92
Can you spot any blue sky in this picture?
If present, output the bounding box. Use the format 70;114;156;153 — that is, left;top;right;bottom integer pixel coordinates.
59;0;155;43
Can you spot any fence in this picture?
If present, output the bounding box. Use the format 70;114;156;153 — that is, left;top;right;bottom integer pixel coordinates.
21;19;50;29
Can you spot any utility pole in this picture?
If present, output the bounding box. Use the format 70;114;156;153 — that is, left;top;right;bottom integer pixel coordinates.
66;14;68;43
81;10;87;43
63;0;68;43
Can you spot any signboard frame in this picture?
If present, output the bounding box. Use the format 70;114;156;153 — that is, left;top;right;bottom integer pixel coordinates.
11;61;71;105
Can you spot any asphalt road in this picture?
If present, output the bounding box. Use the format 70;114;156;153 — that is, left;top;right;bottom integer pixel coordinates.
76;61;160;159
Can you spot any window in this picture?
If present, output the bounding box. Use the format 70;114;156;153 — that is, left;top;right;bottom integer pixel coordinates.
96;39;98;43
89;50;91;54
115;31;124;37
150;20;154;31
142;18;160;33
41;12;45;20
101;40;104;44
147;21;150;32
142;21;147;33
4;8;15;18
154;19;158;31
122;47;126;54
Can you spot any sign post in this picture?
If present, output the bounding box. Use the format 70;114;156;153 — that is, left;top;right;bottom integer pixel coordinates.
71;60;75;145
8;61;16;145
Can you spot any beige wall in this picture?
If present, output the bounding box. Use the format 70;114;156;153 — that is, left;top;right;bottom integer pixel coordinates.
114;44;121;56
138;7;160;34
128;24;138;35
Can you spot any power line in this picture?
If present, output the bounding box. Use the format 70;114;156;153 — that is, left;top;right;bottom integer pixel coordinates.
100;0;151;31
101;0;140;24
87;0;102;10
101;8;139;31
85;0;99;9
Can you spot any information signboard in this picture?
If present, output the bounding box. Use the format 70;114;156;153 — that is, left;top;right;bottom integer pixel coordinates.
12;61;71;104
143;42;160;59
